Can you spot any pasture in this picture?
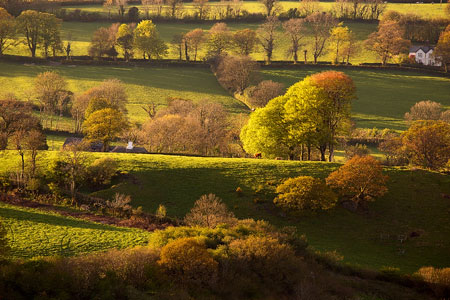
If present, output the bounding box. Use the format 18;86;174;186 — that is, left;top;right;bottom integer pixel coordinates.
0;202;150;259
1;61;449;133
0;150;449;273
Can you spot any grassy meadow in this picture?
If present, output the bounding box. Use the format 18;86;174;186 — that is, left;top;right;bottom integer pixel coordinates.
1;60;449;134
0;202;150;258
1;150;449;273
61;1;448;19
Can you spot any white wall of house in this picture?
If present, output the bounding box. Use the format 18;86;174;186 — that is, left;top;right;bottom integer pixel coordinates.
409;49;442;66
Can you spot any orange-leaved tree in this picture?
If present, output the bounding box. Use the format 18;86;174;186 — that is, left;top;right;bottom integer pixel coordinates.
326;155;388;208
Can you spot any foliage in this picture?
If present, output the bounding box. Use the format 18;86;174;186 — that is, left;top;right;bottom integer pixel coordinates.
274;176;337;211
232;28;258;56
415;266;450;297
158;237;218;286
87;157;118;187
404;100;443;122
216;55;259;93
245;80;284;108
326;155;388;207
0;8;16;56
106;193;132;217
156;204;167;218
184;193;236;228
401;120;450;170
345;143;370;159
133;20;167;60
435;25;450;72
116;23;134;61
82;108;129;151
364;21;410;65
34;71;69;117
205;22;231;58
88;23;118;58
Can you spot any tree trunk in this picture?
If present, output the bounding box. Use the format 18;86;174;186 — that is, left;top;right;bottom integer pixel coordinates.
328;144;334;162
319;145;326;161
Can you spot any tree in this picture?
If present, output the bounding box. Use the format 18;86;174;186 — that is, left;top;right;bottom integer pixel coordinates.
193;0;209;20
233;28;258;56
158;238;218;286
17;10;61;58
104;0;128;21
0;99;33;149
81;78;129;114
329;23;352;64
306;12;338;64
0;8;16;56
283;18;305;64
116;23;134;61
258;16;280;64
82;108;128;152
245;80;284;108
326;155;388;208
166;0;183;19
274;176;337;211
259;0;281;16
216;55;260;93
298;0;321;17
434;25;450;72
40;12;62;58
206;22;231;58
401;120;450;170
364;21;410;65
88;24;118;58
128;6;139;22
405;100;443;122
24;129;47;177
184;28;204;61
133;20;167;60
184;193;236;228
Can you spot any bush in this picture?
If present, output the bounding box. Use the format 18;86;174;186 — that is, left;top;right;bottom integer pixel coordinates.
415;267;450;298
326;155;388;209
345;143;370;159
184;194;237;228
87;157;118;188
245;80;285;108
274;176;337;211
158;237;218;287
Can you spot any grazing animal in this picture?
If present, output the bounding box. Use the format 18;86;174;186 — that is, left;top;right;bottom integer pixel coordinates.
254;153;262;159
275;157;283;160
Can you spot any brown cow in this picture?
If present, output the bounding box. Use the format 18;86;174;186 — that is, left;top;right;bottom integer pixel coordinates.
254;153;262;159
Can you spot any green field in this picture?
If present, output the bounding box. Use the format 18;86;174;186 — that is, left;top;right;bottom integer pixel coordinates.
0;202;150;258
1;61;449;133
1;150;449;273
61;1;448;19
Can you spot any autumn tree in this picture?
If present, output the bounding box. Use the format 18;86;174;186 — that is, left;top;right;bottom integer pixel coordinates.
184;193;237;228
329;23;352;64
274;176;337;211
245;80;284;108
17;10;61;58
216;55;260;93
435;25;450;72
82;108;128;151
193;0;209;20
88;23;118;59
24;129;47;177
184;28;204;61
133;20;167;60
104;0;128;21
401;120;450;170
0;8;16;56
258;16;280;64
40;12;62;58
404;100;443;122
326;155;388;209
298;0;321;17
206;22;231;58
158;238;218;286
306;12;338;64
80;79;128;114
283;18;305;64
0;99;33;149
116;23;134;61
233;28;258;56
259;0;281;16
166;0;183;19
364;21;410;65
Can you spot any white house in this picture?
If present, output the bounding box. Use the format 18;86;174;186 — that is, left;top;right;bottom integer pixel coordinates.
409;46;441;66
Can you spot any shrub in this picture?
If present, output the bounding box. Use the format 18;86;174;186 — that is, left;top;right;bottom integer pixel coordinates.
274;176;338;211
415;267;450;297
155;204;167;218
326;155;388;208
245;80;285;108
184;194;237;228
106;193;132;217
158;237;218;287
87;157;118;188
345;143;370;159
404;100;443;122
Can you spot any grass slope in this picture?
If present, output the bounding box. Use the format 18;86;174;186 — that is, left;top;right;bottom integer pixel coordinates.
0;203;151;259
262;67;450;130
1;151;449;273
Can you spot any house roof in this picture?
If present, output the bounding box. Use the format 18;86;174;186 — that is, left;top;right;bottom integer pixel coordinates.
409;45;434;53
110;146;148;154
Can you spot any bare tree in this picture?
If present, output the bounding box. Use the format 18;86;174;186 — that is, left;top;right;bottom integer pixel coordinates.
245;80;285;108
306;12;337;64
184;194;236;228
258;16;281;64
216;55;260;93
405;100;443;122
259;0;281;16
184;29;205;61
233;28;258;56
283;18;305;64
193;0;210;20
60;144;89;206
298;0;321;17
166;0;183;19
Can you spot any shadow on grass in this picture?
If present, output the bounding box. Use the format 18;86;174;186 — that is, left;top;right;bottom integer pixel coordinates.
0;206;130;232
